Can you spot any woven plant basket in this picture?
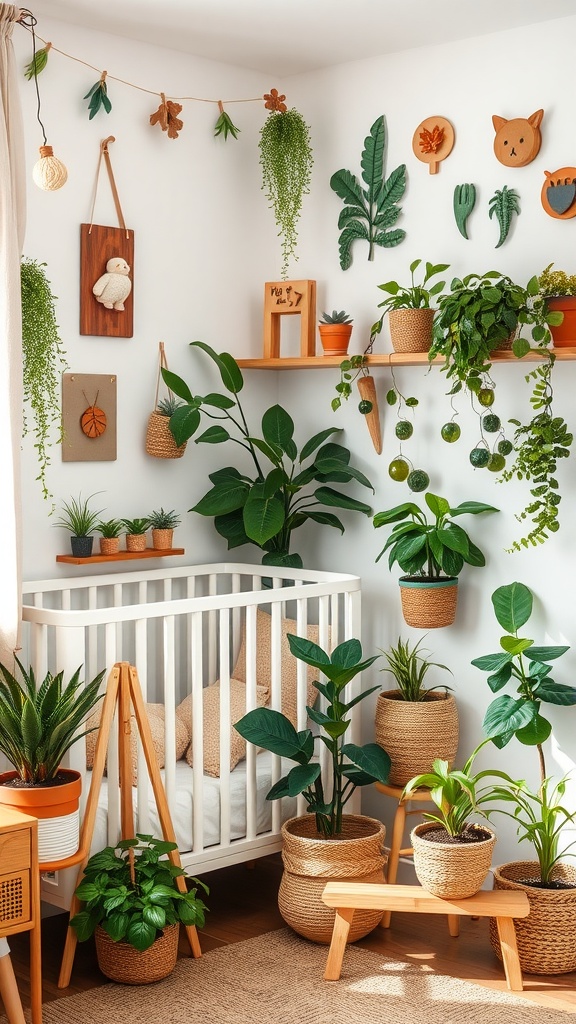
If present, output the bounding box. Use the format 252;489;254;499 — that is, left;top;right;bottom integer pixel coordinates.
126;533;147;552
490;861;576;974
399;577;458;629
99;537;120;556
95;923;179;984
389;308;434;353
151;528;174;550
375;691;459;786
278;814;386;944
145;411;187;460
411;822;496;899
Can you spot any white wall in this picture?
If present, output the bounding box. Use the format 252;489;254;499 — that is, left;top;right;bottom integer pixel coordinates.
14;14;576;864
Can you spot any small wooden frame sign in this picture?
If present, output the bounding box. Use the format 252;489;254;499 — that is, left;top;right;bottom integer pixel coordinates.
263;279;316;358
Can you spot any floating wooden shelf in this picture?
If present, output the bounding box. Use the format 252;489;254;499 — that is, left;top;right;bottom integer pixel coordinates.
237;348;576;369
56;548;185;565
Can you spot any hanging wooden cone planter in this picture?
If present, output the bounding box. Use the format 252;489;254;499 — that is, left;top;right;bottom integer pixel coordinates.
357;375;382;454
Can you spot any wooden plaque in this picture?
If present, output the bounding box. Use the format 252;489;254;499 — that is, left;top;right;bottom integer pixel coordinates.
80;224;134;337
412;117;455;174
62;373;117;461
263;280;316;358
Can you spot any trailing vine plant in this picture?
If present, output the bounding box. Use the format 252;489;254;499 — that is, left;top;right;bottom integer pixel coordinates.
20;257;68;501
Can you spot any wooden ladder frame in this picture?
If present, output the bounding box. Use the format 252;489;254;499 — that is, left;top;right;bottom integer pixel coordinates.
58;662;202;989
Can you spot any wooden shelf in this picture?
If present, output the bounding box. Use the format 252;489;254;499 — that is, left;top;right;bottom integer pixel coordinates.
237;348;576;369
56;548;185;565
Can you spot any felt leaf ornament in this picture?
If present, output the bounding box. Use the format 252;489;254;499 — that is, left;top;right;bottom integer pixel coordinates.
81;404;107;438
24;42;51;80
84;74;112;119
489;186;520;248
419;124;444;154
214;105;240;141
150;94;184;139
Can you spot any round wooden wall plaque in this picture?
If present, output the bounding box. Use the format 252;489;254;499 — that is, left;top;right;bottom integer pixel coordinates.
412;116;455;174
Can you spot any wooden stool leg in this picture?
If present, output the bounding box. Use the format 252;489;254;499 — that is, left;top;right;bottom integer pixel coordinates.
496;916;524;991
324;908;355;981
447;915;460;937
0;951;26;1024
381;801;407;928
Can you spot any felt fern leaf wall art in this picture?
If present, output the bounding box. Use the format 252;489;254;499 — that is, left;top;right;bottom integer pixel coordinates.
330;116;406;271
489;185;520;248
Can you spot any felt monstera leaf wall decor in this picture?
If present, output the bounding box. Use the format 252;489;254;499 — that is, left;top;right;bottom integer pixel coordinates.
492;109;544;167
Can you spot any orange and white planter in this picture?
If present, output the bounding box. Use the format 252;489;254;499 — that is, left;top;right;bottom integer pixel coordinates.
0;769;82;864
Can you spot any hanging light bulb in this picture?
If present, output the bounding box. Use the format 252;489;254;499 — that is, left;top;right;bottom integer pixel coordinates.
32;145;68;191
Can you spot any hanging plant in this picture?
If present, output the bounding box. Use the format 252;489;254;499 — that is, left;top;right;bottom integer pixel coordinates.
259;93;313;280
20;258;68;501
84;72;112;119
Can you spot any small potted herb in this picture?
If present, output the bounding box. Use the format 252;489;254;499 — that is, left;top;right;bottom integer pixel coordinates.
96;518;123;556
149;508;181;550
121;517;151;553
538;263;576;347
53;492;104;557
318;310;353;356
372;258;449;353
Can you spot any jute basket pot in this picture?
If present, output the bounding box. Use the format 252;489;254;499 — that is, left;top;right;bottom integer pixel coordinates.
411;821;496;899
278;814;386;944
152;528;174;550
126;533;148;552
490;861;576;974
145;411;187;459
99;537;120;555
399;576;458;629
95;923;179;984
375;691;459;787
388;308;434;353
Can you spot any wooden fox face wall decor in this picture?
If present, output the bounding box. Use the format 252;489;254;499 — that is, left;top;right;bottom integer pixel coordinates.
492;109;544;167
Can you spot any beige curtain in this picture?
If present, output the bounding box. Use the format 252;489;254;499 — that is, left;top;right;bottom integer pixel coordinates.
0;5;25;665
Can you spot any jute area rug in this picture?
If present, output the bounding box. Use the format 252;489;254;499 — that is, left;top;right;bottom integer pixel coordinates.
3;928;572;1024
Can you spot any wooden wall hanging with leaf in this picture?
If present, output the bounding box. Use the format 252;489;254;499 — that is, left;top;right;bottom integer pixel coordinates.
80;137;134;337
412;116;454;174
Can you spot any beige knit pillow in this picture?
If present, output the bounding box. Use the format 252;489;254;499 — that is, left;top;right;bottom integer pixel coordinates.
233;609;322;726
85;702;189;786
182;679;269;778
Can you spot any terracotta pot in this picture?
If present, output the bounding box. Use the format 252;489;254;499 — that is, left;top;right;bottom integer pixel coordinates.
375;691;459;787
70;536;93;558
126;533;148;552
398;576;458;628
99;537;120;556
318;323;352;356
546;296;576;347
491;861;576;974
95;923;179;984
278;814;386;943
411;821;496;899
152;528;174;551
388;308;434;353
0;769;82;864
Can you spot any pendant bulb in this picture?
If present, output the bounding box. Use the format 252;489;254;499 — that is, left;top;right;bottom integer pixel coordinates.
32;145;68;191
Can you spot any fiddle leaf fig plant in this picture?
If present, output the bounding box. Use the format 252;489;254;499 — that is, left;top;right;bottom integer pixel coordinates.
162;343;373;568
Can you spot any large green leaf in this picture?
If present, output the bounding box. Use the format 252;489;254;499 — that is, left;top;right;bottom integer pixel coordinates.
471;652;513;673
195;425;230;444
299;428;341;463
192;481;249;516
425;493;450;518
491;582;532;632
329;168;367;209
234;707;310;763
515;714;552;746
527;645;570;663
126;919;157;952
160;368;193;403
361;115;385;205
303;510;345;533
499;636;534;656
450;501;499;517
243;484;285;544
341;742;390;785
314;486;372;515
533;680;576;705
262;405;295;451
214;510;250;549
201;392;235;410
483;694;536;737
312;458;373;491
437;524;469;556
261;550;303;569
169;405;201;446
191;341;244;394
373;502;421;526
337;222;370;271
286;763;321;797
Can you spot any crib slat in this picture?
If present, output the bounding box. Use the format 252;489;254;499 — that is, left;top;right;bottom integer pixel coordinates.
218;608;231;847
191;611;204;853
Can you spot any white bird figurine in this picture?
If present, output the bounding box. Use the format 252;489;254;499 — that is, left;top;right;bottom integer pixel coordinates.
92;256;132;311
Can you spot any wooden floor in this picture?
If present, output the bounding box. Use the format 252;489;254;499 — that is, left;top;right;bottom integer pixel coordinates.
6;855;576;1016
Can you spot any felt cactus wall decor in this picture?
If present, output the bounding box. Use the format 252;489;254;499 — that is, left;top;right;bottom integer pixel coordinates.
492;109;544;167
453;183;477;239
489;186;520;247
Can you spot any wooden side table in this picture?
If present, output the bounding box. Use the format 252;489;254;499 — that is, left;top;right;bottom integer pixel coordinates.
0;808;42;1024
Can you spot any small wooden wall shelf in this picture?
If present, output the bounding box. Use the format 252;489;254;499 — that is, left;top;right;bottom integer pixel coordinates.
56;548;185;565
237;348;576;370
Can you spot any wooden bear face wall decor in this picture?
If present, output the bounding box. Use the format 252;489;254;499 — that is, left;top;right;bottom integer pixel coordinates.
492;109;544;167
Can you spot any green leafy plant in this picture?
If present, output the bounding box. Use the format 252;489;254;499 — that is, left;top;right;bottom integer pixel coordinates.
538;263;576;298
148;508;181;530
373;492;498;579
96;519;123;539
156;395;184;417
161;342;373;568
471;582;574;781
121;518;151;536
331;354;369;411
330;115;406;270
489;186;521;248
453;183;477;239
20;257;68;501
70;835;208;952
235;636;390;838
259;108;313;280
53;493;104;537
214;109;240;141
319;310;353;325
402;741;497;837
24;43;50;80
380;636;452;702
0;658;105;783
84;76;111;119
373;259;449;314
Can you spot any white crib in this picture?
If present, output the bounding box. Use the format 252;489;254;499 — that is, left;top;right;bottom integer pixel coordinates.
20;562;362;908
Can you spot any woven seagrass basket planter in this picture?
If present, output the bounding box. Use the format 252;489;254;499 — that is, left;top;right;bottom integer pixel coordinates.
375;691;459;787
490;861;576;974
95;923;179;984
278;814;386;944
399;577;458;629
145;411;187;459
388;308;434;353
151;528;174;550
99;537;120;556
411;822;496;899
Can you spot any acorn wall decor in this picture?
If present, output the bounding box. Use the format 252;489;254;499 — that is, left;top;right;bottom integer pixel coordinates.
492;109;544;167
412;116;454;174
541;167;576;219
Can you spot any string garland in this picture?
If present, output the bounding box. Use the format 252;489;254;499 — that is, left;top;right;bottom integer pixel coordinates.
19;8;68;189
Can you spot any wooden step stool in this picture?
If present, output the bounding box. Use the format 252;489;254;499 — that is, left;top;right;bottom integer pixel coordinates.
374;781;436;927
321;882;530;991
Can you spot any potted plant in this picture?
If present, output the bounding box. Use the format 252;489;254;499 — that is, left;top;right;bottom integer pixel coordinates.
145;394;187;460
235;635;391;943
70;835;208;984
538;262;576;346
148;508;181;550
373;492;498;628
161;342;373;569
375;636;458;786
21;256;68;500
121;517;151;553
0;658;105;863
372;258;449;353
96;518;123;556
402;743;498;899
318;310;353;356
53;492;104;558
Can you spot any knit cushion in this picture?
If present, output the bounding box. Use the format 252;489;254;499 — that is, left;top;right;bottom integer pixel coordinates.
181;679;269;778
85;702;189;786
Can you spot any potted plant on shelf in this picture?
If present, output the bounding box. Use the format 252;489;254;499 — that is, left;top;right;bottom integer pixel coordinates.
148;508;181;550
373;492;498;628
538;262;576;346
70;835;208;984
121;517;151;553
235;636;390;943
96;518;123;556
318;310;353;356
375;636;458;786
53;492;104;558
372;258;449;353
0;659;105;863
161;342;373;569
